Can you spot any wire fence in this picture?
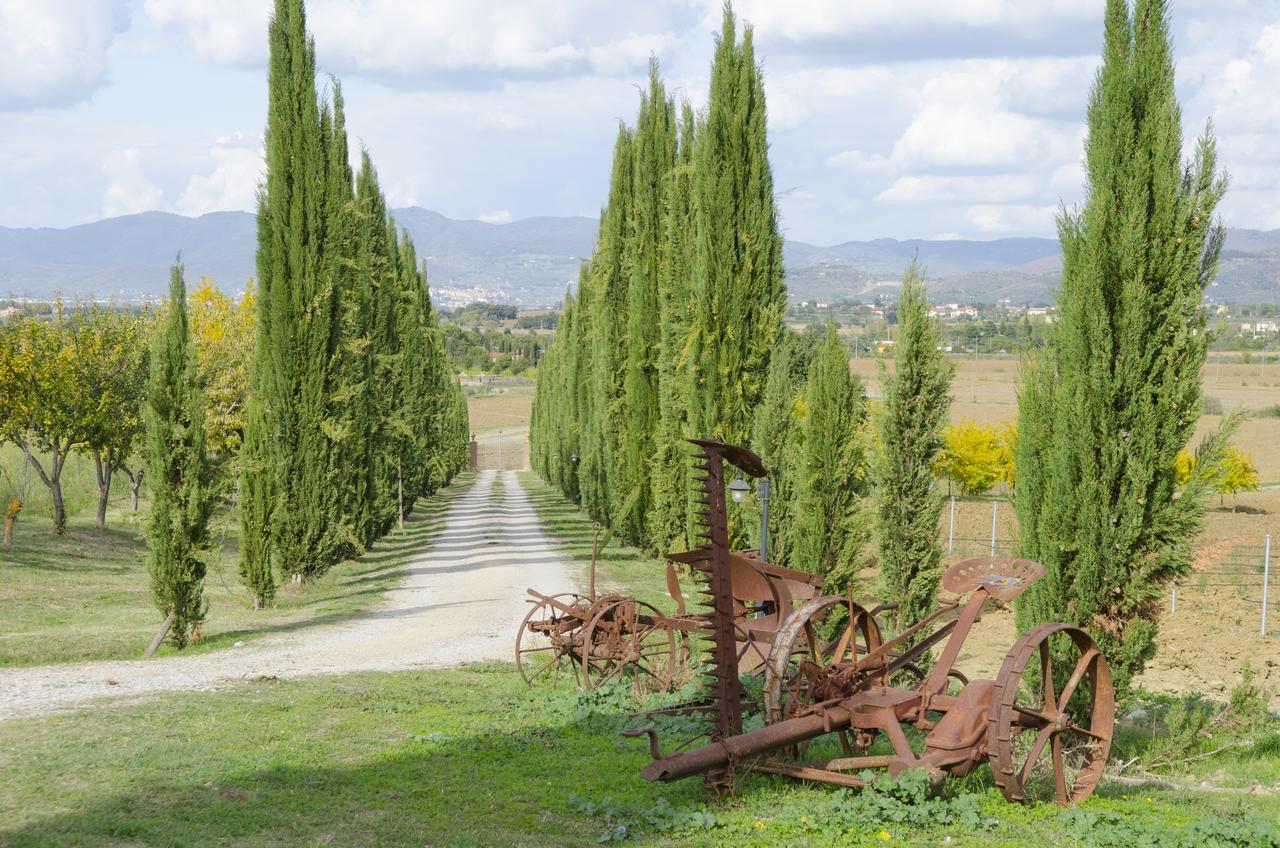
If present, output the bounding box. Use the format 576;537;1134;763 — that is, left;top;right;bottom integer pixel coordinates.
939;496;1276;637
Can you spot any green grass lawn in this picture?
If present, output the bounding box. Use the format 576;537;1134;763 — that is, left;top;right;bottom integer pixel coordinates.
2;469;1277;846
517;471;685;612
0;664;1275;847
0;472;476;666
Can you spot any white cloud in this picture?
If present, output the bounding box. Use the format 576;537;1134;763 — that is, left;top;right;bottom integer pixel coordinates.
101;148;164;218
889;61;1079;170
767;67;893;131
877;174;1036;205
143;0;266;66
827;150;892;173
478;209;512;224
964;204;1058;234
704;0;1096;43
0;0;130;109
175;133;263;216
145;0;684;77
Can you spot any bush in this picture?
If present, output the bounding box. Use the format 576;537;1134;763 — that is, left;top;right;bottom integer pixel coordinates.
1202;395;1224;415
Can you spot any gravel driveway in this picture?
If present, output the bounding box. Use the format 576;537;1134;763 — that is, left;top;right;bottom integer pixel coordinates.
0;470;568;721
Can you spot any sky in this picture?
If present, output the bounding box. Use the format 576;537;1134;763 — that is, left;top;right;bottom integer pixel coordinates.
1;0;1277;245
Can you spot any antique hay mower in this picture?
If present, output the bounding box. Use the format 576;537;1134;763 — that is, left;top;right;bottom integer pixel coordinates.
518;442;836;691
625;439;1116;807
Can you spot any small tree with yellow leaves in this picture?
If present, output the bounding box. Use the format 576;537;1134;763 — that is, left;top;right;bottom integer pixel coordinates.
936;421;1004;496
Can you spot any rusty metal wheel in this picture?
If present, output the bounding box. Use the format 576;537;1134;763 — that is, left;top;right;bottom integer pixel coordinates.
515;592;590;687
580;597;678;691
988;623;1115;806
763;596;883;725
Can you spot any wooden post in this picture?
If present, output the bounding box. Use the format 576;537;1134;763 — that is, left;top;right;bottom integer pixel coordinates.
590;521;600;602
144;612;175;658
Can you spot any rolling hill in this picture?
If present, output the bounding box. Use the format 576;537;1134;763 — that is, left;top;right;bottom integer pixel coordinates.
2;209;1277;306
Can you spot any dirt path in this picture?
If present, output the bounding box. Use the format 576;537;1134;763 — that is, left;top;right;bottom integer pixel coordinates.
0;470;568;721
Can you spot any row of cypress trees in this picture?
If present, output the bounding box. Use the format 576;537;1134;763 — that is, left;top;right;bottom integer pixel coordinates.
239;0;469;608
535;0;1229;695
530;5;787;555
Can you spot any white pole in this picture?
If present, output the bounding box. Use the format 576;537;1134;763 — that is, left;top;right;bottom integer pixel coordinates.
990;500;998;556
498;430;503;472
1262;534;1271;637
1171;582;1177;614
948;496;956;555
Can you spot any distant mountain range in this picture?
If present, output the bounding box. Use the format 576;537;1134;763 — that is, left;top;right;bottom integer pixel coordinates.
3;208;1278;306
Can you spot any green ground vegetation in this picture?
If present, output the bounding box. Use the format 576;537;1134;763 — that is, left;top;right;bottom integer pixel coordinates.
0;468;475;666
0;665;1275;848
517;471;676;611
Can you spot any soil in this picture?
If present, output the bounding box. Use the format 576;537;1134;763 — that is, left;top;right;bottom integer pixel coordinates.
0;470;567;721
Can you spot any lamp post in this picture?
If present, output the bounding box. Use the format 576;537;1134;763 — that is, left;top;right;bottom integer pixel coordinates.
759;478;770;563
727;473;770;563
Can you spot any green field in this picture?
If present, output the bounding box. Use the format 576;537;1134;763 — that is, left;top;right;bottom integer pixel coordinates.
0;460;476;666
1;665;1276;847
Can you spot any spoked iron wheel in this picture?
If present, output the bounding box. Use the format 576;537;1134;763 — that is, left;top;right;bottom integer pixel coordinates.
580;597;678;691
514;592;591;687
763;596;883;725
988;623;1115;806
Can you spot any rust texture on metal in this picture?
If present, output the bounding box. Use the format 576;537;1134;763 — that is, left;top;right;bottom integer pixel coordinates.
689;440;742;738
634;527;1116;814
516;439;808;696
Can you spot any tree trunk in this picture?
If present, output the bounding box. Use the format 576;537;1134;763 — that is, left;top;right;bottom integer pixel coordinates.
93;448;113;530
397;459;404;531
2;502;16;549
127;468;144;511
50;481;66;535
22;441;68;534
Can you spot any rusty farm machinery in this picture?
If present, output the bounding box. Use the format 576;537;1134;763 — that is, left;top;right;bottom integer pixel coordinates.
520;438;1116;806
624;439;1116;806
517;446;839;689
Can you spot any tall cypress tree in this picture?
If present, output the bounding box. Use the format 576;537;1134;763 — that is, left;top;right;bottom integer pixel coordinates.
145;262;214;648
618;61;676;546
875;260;952;640
319;80;362;560
793;326;868;589
1015;0;1231;689
687;4;785;455
749;332;804;566
649;103;698;553
242;0;335;583
580;127;634;524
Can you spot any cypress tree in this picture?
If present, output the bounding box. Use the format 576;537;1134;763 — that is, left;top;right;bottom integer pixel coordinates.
580;127;634;524
145;261;214;648
242;0;336;583
793;326;868;589
874;260;953;640
649;103;698;553
1014;0;1231;689
687;3;785;455
618;62;676;546
749;332;804;566
319;80;362;561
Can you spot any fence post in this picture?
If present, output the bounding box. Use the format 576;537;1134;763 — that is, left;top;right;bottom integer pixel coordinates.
990;500;998;556
1262;533;1271;637
1171;582;1177;614
948;496;955;555
497;429;503;472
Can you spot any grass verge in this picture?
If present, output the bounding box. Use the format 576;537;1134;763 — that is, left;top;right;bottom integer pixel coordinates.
0;664;1276;847
0;473;476;666
516;470;680;612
